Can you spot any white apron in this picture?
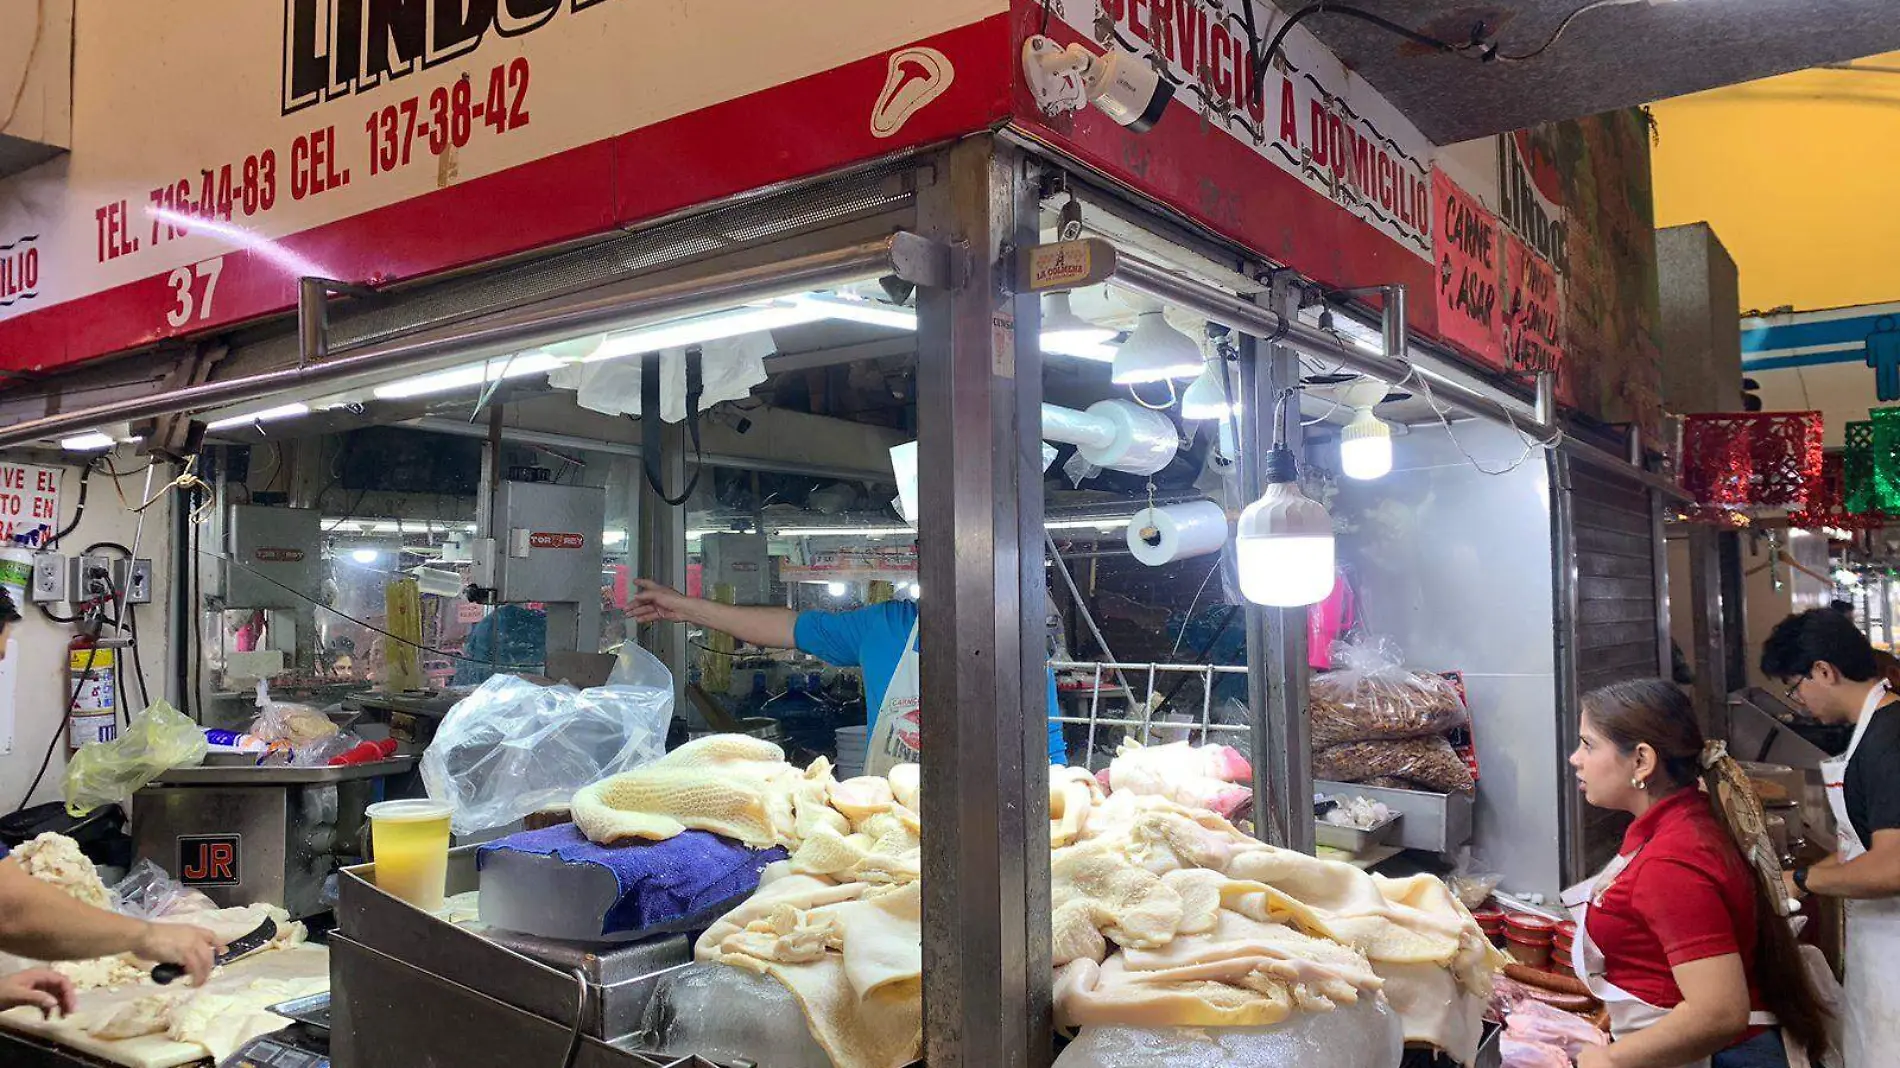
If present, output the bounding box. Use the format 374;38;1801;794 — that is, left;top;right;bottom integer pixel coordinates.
1564;849;1788;1068
1822;681;1900;1068
863;620;921;777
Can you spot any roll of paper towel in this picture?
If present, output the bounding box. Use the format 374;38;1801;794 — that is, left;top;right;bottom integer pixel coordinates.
1126;500;1228;565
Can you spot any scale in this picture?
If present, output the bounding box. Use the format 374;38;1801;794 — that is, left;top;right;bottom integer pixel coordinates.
219;993;331;1068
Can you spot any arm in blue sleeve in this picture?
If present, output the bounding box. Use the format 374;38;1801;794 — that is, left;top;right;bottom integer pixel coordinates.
795;602;915;668
1046;669;1068;765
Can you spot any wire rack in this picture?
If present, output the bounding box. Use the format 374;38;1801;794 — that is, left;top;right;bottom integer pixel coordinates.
1050;659;1251;770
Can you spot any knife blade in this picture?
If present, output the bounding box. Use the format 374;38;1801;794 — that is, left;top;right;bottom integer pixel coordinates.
152;916;278;985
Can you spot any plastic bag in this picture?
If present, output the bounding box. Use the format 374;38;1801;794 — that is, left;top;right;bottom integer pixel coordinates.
1308;636;1468;748
110;859;217;919
422;644;673;835
1448;848;1505;909
1313;736;1476;793
250;680;339;747
63;701;208;816
1052;995;1401;1068
638;962;832;1068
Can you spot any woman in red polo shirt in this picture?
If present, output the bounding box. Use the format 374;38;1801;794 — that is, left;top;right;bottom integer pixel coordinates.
1567;680;1829;1068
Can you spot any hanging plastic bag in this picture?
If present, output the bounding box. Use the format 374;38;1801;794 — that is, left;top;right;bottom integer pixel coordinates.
422;648;674;835
63;701;208;817
1307;635;1468;748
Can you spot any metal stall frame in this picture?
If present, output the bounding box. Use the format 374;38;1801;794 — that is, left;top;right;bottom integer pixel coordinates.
0;131;1700;1067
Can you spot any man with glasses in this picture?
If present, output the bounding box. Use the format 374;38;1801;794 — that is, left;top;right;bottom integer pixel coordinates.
1761;607;1900;1064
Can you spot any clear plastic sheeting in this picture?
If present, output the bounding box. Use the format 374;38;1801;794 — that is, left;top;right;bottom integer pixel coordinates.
62;701;208;817
1050;994;1403;1068
422;645;674;835
638;962;834;1068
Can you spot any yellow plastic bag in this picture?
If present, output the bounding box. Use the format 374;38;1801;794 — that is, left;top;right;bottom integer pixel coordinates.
63;701;208;816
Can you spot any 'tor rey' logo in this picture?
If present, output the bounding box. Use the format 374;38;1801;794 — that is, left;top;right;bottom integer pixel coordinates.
0;234;39;309
282;0;619;115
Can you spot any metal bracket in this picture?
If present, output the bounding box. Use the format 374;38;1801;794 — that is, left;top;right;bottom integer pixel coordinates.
297;276;379;368
887;231;963;291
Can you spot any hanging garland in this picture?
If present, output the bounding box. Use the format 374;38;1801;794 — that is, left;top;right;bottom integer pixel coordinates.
1680;411;1825;516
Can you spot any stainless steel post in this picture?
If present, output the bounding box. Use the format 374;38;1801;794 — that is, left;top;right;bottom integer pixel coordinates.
1238;279;1313;852
636;422;689;714
1651;490;1673;678
913;137;1051;1068
1687;523;1729;738
1549;448;1585;884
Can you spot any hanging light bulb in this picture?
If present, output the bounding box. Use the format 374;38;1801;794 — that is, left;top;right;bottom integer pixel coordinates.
1235;444;1335;606
1041;292;1115;349
1112;309;1203;384
1180;357;1236;421
1340;408;1393;480
1337;378;1393;481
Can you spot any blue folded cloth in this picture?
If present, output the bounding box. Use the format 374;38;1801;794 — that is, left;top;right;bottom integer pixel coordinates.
476;824;788;936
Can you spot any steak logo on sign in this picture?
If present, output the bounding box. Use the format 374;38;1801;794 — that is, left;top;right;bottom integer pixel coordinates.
281;0;619;115
254;547;307;563
529;532;584;549
0;234;39;309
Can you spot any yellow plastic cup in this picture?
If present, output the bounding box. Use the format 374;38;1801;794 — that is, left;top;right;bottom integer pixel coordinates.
366;799;452;911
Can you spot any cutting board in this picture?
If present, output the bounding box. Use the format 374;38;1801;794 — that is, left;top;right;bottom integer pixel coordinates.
0;944;329;1068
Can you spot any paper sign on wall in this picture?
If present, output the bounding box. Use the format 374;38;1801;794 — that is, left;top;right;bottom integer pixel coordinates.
1505;235;1563;375
0;463;62;545
1432;173;1504;365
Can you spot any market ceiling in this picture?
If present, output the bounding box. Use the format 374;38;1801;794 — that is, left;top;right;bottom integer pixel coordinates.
1287;0;1900;144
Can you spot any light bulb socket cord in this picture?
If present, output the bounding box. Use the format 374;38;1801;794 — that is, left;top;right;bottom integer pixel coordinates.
1264;444;1299;484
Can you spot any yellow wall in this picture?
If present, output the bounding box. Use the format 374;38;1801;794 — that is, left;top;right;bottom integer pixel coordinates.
1650;54;1900;314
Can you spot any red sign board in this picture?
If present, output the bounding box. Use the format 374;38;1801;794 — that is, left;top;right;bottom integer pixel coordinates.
1012;2;1438;337
1505;235;1563;376
530;532;585;550
1432;173;1504;367
253;547;306;563
0;5;1012;375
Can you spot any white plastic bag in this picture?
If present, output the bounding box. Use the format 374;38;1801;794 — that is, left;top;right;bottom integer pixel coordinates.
1052;994;1401;1068
546;333;770;422
422;646;674;835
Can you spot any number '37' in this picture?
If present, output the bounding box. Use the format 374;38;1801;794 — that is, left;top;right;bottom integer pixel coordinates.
165;256;224;328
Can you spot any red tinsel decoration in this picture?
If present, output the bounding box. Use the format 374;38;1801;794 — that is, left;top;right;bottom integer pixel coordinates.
1680;411;1825;514
1789;452;1885;534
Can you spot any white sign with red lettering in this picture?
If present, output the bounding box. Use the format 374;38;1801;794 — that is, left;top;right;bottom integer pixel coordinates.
1044;0;1434;260
0;0;1007;374
0;463;62;545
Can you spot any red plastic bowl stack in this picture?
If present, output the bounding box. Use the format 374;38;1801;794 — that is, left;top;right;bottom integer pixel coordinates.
1473;908;1507;947
1552;920;1577;967
1503;913;1558;969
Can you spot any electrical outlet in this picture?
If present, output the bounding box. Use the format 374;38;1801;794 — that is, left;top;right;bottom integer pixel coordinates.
116;559;153;605
68;555;114;603
30;552;65;603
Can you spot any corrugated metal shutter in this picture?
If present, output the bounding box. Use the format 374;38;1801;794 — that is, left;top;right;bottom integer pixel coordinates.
1567;462;1668;871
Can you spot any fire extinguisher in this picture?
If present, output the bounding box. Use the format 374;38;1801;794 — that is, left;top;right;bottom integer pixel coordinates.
66;638;123;750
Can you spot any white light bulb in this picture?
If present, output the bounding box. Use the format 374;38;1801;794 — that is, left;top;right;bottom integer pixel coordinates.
908;582;922;599
826;581;848;597
1112;310;1204;384
1339;407;1393;480
350;548;381;564
1234;475;1335;607
59;432;116;451
1041;292;1115;348
1180;359;1235;420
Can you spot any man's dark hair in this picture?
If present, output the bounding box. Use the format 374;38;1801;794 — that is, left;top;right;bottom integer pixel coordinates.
1761;608;1878;682
0;586;20;627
